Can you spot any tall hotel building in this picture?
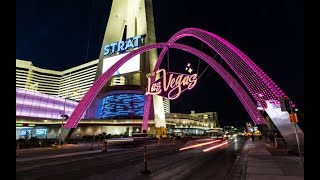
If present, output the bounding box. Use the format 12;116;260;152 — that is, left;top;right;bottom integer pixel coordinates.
16;59;98;101
16;0;218;139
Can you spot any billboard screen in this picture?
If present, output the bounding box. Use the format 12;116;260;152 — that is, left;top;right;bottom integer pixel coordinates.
100;94;145;119
102;53;140;75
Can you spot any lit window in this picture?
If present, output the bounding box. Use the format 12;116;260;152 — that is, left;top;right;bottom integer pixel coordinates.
111;76;125;86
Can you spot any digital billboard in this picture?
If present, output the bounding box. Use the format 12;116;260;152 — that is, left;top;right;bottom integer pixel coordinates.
100;94;145;119
102;53;140;75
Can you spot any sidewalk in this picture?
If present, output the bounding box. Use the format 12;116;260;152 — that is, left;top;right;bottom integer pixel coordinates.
228;139;304;180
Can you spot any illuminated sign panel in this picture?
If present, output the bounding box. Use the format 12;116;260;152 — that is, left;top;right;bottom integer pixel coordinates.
16;88;82;119
19;129;31;136
35;128;47;136
100;94;145;119
102;53;140;75
103;34;146;56
145;69;198;100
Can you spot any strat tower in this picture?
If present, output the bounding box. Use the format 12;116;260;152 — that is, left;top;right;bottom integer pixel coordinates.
86;0;166;134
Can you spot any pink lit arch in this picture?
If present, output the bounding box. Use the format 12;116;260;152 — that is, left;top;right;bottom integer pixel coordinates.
64;41;265;128
158;28;289;109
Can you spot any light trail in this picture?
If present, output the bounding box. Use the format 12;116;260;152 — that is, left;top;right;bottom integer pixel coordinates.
203;141;229;152
195;138;213;141
179;140;221;151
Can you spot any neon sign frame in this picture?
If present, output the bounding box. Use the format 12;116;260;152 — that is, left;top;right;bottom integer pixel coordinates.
145;69;198;100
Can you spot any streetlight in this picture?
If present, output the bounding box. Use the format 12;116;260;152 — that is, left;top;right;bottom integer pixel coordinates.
58;72;77;148
58;98;67;148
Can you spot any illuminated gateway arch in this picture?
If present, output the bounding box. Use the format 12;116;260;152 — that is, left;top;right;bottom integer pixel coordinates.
64;28;304;146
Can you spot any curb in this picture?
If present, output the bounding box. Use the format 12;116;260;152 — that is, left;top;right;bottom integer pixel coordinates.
225;139;249;180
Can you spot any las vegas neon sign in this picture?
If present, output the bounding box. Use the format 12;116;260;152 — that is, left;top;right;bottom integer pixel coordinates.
104;34;146;56
145;69;198;100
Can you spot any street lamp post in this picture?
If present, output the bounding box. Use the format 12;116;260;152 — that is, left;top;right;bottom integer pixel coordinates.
58;98;67;148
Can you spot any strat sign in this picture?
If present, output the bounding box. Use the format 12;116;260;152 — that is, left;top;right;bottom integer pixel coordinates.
146;69;198;100
103;34;146;56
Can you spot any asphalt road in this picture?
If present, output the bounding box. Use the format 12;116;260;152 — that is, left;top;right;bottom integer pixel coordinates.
16;138;245;180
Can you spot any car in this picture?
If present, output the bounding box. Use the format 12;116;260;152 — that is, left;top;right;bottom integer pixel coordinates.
223;133;234;140
211;135;223;139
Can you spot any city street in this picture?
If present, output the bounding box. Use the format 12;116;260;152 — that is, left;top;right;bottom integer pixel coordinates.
16;138;245;180
16;0;304;179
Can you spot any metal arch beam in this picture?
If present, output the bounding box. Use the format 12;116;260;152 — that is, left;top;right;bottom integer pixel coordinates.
157;28;290;109
171;43;266;125
141;43;265;131
64;42;265;129
64;43;166;128
153;28;303;147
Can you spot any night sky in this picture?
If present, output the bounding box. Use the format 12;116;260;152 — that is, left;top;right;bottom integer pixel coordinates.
16;0;304;127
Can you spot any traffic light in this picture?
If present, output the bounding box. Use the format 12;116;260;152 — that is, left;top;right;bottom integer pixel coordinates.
280;97;291;113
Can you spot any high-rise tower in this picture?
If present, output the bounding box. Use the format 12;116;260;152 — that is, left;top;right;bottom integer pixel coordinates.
87;0;166;130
